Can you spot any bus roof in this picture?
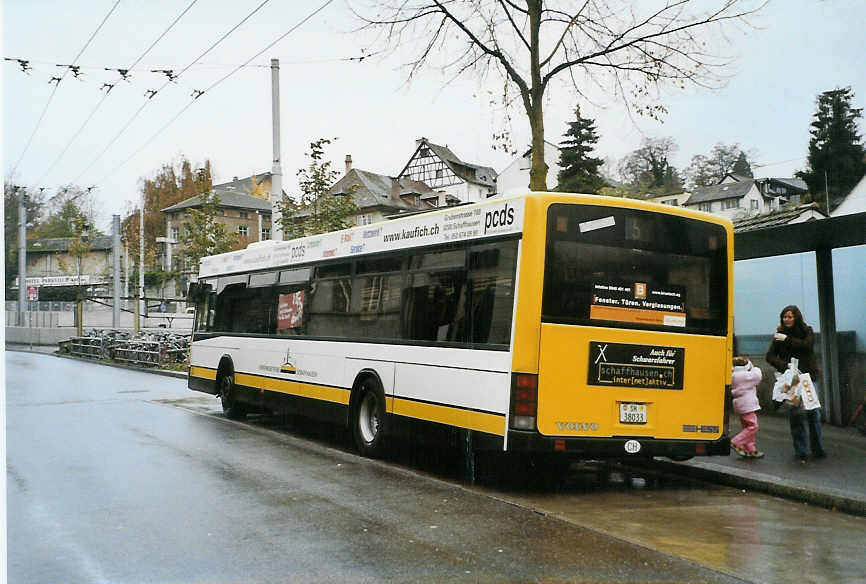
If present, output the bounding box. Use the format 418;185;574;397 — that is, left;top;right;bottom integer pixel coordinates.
198;192;731;278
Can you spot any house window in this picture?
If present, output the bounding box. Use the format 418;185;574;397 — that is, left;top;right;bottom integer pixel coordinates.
698;202;712;212
358;214;373;226
722;198;739;210
239;210;249;219
751;200;759;211
171;226;179;241
218;208;225;216
662;199;679;206
261;228;271;240
238;225;248;237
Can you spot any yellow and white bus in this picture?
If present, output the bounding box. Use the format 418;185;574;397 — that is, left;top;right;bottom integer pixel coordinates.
188;192;733;461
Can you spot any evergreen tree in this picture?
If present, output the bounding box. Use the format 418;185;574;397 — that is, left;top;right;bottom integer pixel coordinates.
556;106;605;194
732;151;753;177
797;87;866;212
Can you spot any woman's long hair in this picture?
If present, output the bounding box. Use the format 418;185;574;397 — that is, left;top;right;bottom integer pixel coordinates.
778;304;808;336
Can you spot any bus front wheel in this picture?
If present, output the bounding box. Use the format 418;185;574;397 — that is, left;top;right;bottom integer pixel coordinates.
218;372;247;420
353;378;386;458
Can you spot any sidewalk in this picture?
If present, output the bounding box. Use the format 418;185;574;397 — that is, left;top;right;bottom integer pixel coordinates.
652;411;866;516
6;344;866;516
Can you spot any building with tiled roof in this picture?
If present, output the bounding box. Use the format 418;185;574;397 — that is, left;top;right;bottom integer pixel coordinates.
398;137;497;203
160;173;276;273
320;161;459;225
733;202;827;232
683;173;809;220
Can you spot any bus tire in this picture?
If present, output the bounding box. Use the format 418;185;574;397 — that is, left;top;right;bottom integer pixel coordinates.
218;371;247;420
352;376;386;458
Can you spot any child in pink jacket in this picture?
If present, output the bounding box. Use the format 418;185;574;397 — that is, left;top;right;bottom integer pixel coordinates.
731;357;764;458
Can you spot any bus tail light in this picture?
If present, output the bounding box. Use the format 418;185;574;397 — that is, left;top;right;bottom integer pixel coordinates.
510;373;538;430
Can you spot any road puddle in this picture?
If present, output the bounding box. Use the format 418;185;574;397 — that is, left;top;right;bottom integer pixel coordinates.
475;462;866;584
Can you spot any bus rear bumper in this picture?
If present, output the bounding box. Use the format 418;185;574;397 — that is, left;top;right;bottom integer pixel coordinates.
507;430;730;459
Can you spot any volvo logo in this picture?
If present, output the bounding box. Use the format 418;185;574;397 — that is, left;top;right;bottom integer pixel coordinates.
556;421;599;431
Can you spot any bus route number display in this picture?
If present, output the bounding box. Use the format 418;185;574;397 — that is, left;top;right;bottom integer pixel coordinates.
587;341;685;390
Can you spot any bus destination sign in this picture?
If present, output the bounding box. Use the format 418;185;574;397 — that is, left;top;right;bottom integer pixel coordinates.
587;341;685;390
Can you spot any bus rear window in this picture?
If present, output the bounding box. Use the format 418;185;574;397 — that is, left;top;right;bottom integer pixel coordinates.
542;204;728;336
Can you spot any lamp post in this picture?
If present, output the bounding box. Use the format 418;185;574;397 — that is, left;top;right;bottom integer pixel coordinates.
17;187;27;326
75;220;91;337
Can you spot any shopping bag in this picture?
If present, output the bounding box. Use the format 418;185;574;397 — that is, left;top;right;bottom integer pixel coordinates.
772;368;800;406
798;372;821;410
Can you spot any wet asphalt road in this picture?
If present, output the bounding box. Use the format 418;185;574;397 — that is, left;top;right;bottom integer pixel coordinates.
6;352;865;583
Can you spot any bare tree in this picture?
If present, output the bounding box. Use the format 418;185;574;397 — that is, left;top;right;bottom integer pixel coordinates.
354;0;764;191
685;142;754;188
618;136;683;194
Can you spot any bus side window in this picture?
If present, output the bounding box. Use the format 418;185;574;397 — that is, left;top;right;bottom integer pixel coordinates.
404;258;467;343
468;240;518;345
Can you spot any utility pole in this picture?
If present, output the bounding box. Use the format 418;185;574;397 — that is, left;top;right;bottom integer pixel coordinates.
139;197;145;324
124;242;129;309
270;58;283;241
112;215;121;327
824;170;830;215
17;188;27;326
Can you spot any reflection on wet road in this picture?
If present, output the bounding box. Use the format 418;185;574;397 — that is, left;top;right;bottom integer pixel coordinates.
176;397;866;584
476;464;866;584
8;351;866;583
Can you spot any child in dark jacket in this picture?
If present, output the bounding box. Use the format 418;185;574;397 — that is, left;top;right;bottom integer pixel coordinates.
730;356;764;458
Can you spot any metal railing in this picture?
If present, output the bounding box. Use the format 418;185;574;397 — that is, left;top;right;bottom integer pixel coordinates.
60;329;190;367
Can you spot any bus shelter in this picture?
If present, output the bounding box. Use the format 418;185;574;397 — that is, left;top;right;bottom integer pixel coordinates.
734;211;866;425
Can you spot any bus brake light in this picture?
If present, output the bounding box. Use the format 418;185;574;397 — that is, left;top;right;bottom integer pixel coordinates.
510;373;538;430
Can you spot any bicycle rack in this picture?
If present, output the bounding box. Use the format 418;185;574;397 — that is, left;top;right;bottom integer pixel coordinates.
62;330;190;367
67;336;105;359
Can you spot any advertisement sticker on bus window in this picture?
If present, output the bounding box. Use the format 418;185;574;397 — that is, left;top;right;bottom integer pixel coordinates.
277;291;304;330
589;281;686;327
588;341;685;390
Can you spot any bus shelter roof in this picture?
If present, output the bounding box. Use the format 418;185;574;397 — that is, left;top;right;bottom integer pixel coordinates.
734;211;866;260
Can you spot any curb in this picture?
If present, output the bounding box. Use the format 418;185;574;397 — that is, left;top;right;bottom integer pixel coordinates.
9;346;188;380
646;458;866;517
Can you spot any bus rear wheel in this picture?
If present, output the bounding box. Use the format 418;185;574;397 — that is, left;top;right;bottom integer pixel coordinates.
353;378;386;458
218;372;247;420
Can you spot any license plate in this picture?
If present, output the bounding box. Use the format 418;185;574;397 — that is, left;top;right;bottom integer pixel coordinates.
619;403;647;424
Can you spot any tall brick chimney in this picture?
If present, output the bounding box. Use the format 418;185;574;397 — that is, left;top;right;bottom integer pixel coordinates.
345;154;352;175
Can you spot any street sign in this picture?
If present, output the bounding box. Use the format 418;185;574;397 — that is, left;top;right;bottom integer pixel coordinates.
26;286;39;301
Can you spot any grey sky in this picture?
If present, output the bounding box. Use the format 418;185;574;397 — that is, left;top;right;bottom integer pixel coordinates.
3;0;864;231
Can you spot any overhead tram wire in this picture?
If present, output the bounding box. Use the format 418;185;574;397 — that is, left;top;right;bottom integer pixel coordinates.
34;0;201;188
74;0;274;186
8;0;122;179
98;0;337;186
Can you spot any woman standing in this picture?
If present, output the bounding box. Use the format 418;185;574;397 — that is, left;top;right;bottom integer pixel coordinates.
766;305;827;463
